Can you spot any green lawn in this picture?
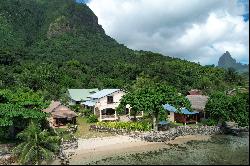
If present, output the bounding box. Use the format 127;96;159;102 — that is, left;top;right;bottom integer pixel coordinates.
74;117;115;139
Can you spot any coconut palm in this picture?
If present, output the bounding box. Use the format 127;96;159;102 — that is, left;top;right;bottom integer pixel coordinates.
12;121;61;165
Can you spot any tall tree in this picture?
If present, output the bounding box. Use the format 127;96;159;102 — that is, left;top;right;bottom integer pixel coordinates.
205;91;249;127
118;76;191;131
0;89;48;140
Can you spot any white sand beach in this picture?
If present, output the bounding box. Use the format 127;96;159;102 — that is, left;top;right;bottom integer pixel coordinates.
52;134;211;165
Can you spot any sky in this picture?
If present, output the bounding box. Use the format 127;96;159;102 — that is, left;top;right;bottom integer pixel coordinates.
77;0;249;65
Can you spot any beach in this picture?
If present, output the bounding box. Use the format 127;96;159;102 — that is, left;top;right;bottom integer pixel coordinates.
52;134;211;165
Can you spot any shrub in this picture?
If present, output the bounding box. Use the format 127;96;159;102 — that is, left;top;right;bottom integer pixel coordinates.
70;104;82;112
96;121;152;131
87;114;98;123
201;119;217;126
78;108;93;117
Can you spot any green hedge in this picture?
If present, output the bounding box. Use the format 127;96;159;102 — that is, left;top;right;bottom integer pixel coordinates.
96;121;152;131
87;114;98;123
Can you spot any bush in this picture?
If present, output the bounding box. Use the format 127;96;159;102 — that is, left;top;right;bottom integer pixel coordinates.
87;114;98;123
78;108;93;117
96;121;152;131
201;119;217;126
70;104;82;112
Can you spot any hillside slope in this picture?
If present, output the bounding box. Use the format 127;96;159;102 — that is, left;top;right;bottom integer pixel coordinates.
0;0;245;99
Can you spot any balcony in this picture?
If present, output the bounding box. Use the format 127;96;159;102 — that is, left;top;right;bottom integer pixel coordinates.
100;114;118;121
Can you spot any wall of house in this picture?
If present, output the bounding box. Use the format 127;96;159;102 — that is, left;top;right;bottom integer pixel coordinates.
168;112;175;122
94;90;126;114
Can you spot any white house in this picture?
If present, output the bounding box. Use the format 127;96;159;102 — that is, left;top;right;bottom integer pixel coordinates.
83;89;126;121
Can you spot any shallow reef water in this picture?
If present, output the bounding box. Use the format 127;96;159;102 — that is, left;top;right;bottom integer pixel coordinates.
87;133;249;165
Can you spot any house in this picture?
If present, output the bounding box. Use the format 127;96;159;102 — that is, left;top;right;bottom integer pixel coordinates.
186;94;209;119
43;101;77;127
83;89;126;121
67;89;99;105
163;104;199;125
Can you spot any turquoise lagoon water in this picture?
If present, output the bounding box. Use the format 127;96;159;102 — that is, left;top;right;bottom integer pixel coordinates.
85;133;249;165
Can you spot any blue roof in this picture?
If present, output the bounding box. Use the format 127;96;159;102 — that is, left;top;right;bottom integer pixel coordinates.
163;104;177;112
162;104;198;115
83;100;96;107
89;89;121;99
158;121;169;125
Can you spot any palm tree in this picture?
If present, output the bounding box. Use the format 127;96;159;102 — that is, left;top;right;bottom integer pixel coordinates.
12;121;61;165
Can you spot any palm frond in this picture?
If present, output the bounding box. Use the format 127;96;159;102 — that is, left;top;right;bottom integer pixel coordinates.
22;145;37;165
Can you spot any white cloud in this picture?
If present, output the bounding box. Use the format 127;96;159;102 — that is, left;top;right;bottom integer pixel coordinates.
87;0;249;65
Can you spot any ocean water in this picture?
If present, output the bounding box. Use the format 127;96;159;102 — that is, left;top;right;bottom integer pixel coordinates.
86;133;249;165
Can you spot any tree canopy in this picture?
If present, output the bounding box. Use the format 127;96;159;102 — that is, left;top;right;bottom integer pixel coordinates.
118;76;191;131
0;89;48;140
205;91;249;127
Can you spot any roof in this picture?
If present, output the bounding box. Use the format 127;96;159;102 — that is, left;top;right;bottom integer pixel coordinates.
43;101;61;113
68;89;99;101
186;95;209;111
42;101;77;118
89;89;121;99
83;100;96;107
51;105;77;119
162;104;199;115
188;89;203;95
158;121;169;125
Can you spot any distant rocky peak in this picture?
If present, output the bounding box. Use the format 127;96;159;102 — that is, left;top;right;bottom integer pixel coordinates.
218;51;236;67
218;51;249;73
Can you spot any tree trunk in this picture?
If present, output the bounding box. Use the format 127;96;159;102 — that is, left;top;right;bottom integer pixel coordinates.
153;114;158;131
133;111;137;122
8;125;15;139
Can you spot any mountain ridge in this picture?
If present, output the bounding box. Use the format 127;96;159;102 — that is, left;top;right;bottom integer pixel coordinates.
0;0;246;99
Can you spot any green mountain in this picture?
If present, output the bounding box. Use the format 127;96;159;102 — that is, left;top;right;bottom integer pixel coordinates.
218;51;249;73
0;0;246;99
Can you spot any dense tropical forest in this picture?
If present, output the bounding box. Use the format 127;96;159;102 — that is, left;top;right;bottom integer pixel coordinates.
0;1;249;165
0;0;247;100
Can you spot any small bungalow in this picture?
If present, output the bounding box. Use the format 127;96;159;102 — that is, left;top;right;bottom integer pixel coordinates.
67;89;99;105
186;94;209;120
163;104;199;125
83;89;125;121
43;101;77;127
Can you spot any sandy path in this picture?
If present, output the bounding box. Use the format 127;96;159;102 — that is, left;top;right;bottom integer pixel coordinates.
52;134;211;165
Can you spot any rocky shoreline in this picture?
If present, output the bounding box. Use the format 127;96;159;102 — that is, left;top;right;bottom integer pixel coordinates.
132;126;222;142
89;124;249;142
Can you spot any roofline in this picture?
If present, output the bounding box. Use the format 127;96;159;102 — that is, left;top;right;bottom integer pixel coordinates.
68;88;99;90
67;88;99;101
91;89;125;100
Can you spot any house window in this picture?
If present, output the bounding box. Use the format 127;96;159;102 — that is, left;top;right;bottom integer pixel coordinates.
107;96;113;104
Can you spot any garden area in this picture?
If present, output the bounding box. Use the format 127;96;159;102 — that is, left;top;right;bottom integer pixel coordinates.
74;117;114;139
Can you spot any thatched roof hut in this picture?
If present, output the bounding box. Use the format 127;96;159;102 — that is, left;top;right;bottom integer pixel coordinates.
43;101;61;113
188;89;203;95
186;95;209;112
43;101;77;119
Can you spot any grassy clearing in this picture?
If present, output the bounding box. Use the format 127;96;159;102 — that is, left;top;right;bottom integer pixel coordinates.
74;117;114;139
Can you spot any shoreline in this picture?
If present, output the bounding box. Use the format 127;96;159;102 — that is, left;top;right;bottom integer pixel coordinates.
52;134;211;165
